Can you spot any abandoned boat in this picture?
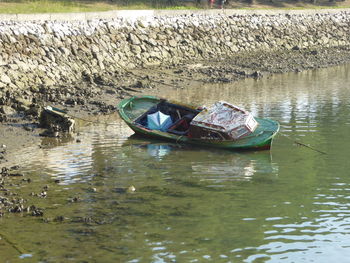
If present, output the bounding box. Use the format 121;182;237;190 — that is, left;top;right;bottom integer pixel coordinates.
117;95;280;151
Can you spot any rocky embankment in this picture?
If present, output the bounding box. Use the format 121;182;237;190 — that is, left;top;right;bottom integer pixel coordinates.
1;10;350;116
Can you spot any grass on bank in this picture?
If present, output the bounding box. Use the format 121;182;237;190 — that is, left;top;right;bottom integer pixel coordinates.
0;0;349;14
0;0;200;14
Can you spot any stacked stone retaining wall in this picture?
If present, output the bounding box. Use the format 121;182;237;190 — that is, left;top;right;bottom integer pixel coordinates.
0;9;350;95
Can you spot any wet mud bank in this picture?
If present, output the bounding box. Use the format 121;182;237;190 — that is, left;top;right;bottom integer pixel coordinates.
1;9;350;217
0;9;349;122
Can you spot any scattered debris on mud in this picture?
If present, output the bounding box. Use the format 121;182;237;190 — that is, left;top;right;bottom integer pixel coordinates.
0;166;44;217
39;106;76;137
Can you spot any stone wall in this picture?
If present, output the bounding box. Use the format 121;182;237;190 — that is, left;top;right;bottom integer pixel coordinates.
0;9;350;93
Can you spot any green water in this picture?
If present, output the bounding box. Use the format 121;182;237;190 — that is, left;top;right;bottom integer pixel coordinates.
1;65;350;262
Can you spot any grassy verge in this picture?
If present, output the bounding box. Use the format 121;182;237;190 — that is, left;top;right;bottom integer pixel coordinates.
0;0;349;14
0;0;197;14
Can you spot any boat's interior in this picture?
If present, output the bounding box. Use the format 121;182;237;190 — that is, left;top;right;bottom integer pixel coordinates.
135;100;201;135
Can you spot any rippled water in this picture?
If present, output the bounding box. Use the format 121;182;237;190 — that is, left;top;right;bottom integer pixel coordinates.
2;65;350;262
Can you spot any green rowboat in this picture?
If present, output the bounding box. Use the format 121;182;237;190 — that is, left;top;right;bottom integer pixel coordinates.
117;95;279;151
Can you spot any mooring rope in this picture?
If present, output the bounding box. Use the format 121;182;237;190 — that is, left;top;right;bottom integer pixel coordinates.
65;113;120;126
279;132;327;155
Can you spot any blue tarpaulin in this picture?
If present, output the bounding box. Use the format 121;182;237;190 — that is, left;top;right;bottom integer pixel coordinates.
147;111;172;131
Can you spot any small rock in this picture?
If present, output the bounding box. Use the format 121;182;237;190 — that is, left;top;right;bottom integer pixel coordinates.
0;74;11;84
22;178;31;183
127;185;136;193
38;191;47;198
252;71;263;78
31;208;44;217
10;205;24;213
54;215;65;222
105;89;116;94
70;196;81;202
88;187;97;193
0;106;16;115
23;125;32;131
15;98;32;108
129;33;141;45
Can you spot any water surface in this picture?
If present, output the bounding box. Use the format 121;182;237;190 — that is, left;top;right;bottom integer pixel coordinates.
1;65;350;262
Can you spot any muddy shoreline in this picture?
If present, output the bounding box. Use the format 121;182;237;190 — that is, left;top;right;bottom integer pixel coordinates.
2;46;350;165
1;46;350;217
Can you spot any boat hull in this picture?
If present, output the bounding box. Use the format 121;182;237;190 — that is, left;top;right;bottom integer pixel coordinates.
118;96;279;151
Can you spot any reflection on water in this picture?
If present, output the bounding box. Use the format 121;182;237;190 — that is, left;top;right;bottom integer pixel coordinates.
2;64;350;262
147;144;172;159
124;135;278;183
